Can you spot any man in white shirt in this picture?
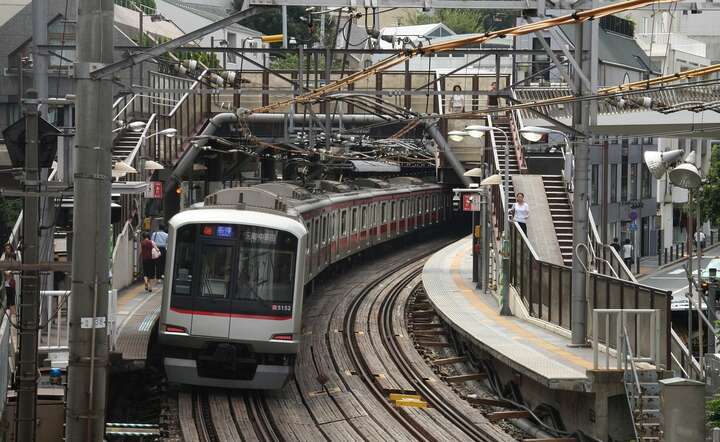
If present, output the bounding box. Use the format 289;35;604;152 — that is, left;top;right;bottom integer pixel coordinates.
622;238;634;272
695;231;707;250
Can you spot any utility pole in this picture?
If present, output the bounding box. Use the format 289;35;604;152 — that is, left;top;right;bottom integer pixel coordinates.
32;0;48;117
66;0;113;439
15;89;41;442
570;19;590;346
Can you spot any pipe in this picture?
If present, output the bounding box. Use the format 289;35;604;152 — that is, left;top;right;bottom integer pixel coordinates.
246;112;388;125
424;120;471;187
163;112;239;222
510;418;555;439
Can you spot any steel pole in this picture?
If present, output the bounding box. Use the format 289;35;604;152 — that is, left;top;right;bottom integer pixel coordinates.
15;89;41;442
66;0;113;439
32;0;48;117
571;21;589;346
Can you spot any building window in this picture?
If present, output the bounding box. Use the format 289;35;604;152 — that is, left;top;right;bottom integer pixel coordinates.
591;164;599;205
630;163;638;200
610;163;618;203
641;163;651;199
227;32;237;63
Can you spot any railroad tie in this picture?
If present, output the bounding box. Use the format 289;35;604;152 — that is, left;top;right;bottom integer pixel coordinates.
413;329;446;337
463;396;511;407
414;339;450;347
443;373;486;383
487;410;532;422
430;356;467;366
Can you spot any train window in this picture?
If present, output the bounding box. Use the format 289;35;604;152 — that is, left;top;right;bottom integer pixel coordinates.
400;200;405;218
361;207;367;229
235;227;297;304
305;221;311;253
352;208;358;232
321;216;327;244
381;202;387;222
391;201;396;220
172;225;196;296
198;244;232;298
432;195;436;210
370;205;375;227
313;218;319;248
341;210;347;235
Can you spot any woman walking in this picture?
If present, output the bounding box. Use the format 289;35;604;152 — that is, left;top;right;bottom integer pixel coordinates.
140;232;159;292
450;85;465;113
509;192;530;235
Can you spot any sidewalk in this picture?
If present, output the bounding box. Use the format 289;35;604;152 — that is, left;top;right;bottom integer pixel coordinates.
636;242;720;278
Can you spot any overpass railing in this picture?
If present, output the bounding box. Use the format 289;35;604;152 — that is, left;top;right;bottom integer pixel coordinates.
509;221;671;368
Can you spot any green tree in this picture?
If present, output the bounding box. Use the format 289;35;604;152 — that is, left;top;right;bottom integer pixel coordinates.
403;9;516;34
698;143;720;225
0;198;21;244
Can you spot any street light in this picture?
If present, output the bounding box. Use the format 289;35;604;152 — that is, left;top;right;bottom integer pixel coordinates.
462;124;512;315
448;130;468;142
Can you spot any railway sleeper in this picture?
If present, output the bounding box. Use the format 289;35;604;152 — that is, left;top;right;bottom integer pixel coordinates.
443;373;487;383
414;339;451;347
413;330;447;337
487;410;532;422
430;356;467;366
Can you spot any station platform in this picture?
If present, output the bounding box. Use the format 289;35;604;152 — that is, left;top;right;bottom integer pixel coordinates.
113;281;162;369
422;237;616;392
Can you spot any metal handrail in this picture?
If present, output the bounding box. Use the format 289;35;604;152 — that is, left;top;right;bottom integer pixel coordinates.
670;328;703;379
622;326;643;442
124;113;157;169
168;69;208;117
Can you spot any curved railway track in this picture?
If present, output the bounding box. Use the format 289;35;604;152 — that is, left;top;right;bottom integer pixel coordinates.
173;236;514;441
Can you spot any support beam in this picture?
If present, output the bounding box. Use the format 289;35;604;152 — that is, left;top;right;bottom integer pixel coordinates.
425;121;472;187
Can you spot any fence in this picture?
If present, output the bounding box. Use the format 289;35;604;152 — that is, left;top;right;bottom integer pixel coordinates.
592;309;662;370
509;222;671;367
657;231;718;267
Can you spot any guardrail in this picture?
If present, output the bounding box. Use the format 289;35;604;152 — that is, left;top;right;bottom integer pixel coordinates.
509;222;671;367
592;309;661;369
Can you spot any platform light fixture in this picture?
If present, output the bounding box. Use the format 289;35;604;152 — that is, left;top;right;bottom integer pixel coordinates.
448;130;468;142
464;125;488;139
143;160;164;170
518;125;567;143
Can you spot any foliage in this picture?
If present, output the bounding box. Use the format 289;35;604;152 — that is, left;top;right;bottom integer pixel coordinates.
697;143;720;225
403;9;516;34
241;6;337;48
0;198;21;245
708;396;720;427
269;53;344;71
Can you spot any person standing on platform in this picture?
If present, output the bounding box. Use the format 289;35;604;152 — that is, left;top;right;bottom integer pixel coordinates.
509;192;530;235
140;232;159;292
622;238;634;271
152;225;169;279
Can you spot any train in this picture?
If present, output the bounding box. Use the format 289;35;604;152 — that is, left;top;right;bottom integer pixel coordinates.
156;177;450;389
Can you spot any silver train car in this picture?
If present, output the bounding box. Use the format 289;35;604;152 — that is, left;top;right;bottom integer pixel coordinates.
157;177;450;389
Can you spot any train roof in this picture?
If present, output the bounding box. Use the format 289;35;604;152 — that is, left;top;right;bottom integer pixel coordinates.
198;178;445;217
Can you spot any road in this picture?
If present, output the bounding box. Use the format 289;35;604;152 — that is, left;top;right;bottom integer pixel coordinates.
639;253;720;310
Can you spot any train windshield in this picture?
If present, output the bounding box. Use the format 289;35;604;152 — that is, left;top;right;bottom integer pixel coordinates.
171;224;298;314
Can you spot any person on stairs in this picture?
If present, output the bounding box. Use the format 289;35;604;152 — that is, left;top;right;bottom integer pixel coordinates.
509;192;529;236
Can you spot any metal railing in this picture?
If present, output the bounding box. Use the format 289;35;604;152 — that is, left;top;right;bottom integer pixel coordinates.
38;290;70;355
588;209;635;281
592;309;662;369
111;221;138;292
509;222;671;367
0;315;10;418
148;69;213;164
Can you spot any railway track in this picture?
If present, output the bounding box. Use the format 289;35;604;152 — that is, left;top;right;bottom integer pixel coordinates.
171;236;515;441
179;388;281;441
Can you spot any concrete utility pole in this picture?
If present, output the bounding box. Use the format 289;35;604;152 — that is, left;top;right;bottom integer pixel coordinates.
570;20;591;346
66;0;113;439
15;89;41;442
32;0;48;117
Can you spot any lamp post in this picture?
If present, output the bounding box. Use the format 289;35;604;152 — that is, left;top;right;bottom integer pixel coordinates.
463;124;512;315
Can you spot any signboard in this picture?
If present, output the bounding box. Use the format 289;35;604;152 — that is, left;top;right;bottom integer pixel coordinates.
629;222;638;231
145;181;163;199
629;210;638;221
462;194;482;212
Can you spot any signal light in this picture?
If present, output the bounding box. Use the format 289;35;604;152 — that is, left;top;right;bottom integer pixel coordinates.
175;185;182;195
271;334;293;341
202;226;214;236
165;325;187;333
452;194;461;212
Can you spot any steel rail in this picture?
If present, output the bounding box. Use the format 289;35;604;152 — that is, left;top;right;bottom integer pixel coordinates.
193;389;219;442
381;271;504;442
246;392;282;442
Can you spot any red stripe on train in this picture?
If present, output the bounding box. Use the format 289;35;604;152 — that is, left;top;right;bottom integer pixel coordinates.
170;307;292;320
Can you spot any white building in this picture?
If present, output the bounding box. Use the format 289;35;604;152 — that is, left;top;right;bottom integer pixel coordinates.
155;0;266;68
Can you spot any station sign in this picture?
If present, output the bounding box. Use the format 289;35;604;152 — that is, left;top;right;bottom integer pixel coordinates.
145;181;163;199
462;194;482;212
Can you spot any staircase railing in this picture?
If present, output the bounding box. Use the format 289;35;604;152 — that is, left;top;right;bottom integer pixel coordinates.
507;108;528;174
148;69;213;164
622;328;644;441
510;221;672;366
486;114;507;240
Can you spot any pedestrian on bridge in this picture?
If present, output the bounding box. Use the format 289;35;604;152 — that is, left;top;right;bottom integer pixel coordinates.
622;238;634;271
611;237;621;255
509;192;529;236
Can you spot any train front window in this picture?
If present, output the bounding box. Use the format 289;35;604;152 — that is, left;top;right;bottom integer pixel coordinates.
199;245;232;298
173;225;196;296
236;227;297;304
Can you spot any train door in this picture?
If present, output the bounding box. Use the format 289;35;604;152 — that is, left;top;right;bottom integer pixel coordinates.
379;202;387;242
190;236;234;338
390;200;397;237
312;217;320;272
359;205;367;248
417;196;423;228
329;211;337;263
351;207;359;250
339;210;348;257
